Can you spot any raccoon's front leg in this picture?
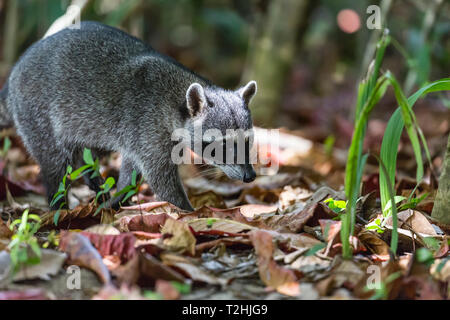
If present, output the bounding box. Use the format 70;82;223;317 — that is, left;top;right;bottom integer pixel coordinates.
140;154;193;211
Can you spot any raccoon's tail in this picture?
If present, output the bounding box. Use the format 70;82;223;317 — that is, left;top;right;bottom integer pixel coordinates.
0;81;13;129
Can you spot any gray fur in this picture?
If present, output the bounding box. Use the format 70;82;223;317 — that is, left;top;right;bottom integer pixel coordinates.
0;21;257;211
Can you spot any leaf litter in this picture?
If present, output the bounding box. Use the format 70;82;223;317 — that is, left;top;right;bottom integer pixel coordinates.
0;128;448;300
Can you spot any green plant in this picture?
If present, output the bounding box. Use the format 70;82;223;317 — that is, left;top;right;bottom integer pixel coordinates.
8;209;42;272
342;29;450;259
94;177;116;215
365;271;402;300
305;222;330;256
111;169;143;206
51;148;102;224
50;165;73;225
379;78;450;216
170;281;191;294
0;136;11;157
324;197;347;214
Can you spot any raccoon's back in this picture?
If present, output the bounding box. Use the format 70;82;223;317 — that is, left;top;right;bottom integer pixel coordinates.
9;21;151;97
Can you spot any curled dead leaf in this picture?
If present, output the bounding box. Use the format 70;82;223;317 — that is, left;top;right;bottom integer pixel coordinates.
249;230;298;292
59;231;111;284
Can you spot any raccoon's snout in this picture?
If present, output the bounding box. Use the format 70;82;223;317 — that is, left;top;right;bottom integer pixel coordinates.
243;168;256;183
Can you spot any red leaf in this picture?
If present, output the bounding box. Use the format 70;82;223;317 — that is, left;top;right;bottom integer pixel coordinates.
81;232;137;263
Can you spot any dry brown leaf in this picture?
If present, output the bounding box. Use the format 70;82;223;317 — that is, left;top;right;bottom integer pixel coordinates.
0;219;12;239
266;202;336;233
113;252;186;285
161;219;196;255
84;224;121;235
249;230;298;291
117;212;173;233
188;218;256;236
0;288;49;300
358;230;390;256
239;204;278;218
189;191;226;209
40;203;100;229
155;280;181;300
385;210;437;236
0;249;66;282
430;258;450;282
161;253;227;285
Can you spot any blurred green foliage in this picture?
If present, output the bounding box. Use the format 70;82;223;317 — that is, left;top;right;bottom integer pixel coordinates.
0;0;448;120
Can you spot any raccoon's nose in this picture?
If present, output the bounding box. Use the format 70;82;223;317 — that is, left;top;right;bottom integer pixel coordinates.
243;170;256;183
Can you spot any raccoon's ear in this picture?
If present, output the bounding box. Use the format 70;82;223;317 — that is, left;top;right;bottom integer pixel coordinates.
238;80;257;106
186;83;206;117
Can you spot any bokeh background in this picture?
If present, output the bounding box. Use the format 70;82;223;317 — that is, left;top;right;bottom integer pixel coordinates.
0;0;448;151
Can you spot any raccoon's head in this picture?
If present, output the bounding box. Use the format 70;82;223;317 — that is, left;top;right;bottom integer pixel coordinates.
184;80;257;183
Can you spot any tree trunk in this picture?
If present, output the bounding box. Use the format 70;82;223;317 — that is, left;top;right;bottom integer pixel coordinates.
243;0;308;127
432;134;450;225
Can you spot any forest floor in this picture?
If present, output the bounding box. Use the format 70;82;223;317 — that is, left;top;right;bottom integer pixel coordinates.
0;99;449;300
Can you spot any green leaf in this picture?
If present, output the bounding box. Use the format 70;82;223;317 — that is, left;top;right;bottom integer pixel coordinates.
50;193;65;207
69;164;92;180
383;196;406;217
102;177;116;190
121;190;136;204
170;281;191;294
305;243;327;256
416;247;434;265
113;185;135;198
131;170;137;186
2;136;11;155
375;154;399;255
380;78;450;213
83;148;94;165
53;209;61;226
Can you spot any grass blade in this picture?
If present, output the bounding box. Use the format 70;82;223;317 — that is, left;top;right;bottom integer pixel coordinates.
379;78;450;213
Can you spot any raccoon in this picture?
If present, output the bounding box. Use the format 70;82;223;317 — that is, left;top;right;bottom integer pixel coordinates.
0;21;257;211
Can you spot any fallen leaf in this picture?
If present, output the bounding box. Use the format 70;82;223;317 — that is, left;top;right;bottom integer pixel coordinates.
80;232;137;264
188;218;256;236
161;219;196;255
239;204;278;218
430;258;450;282
122;213;172;233
195;237;252;253
249;230;298;291
267;202;336;233
59;231;111;284
161;253;227;286
84;224;121;235
0;219;12;239
155;280;180;300
189;191;226;209
358;230;390;256
113;252;186;285
385;210;437;236
0;288;48;300
0;249;66;282
40;203;100;229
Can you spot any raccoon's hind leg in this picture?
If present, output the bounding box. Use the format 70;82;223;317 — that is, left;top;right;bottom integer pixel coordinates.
37;145;79;210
